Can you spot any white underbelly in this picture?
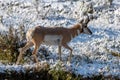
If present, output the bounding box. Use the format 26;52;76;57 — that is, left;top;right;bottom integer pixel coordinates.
43;35;63;45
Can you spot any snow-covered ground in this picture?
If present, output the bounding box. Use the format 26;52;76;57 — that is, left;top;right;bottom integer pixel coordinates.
0;0;120;78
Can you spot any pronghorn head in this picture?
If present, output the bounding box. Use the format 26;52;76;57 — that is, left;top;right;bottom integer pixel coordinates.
79;15;92;35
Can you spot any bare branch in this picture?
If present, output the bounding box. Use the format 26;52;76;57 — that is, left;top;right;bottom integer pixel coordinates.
41;8;51;20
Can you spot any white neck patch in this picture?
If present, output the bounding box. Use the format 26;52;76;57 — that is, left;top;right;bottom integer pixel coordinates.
70;34;73;40
77;30;80;34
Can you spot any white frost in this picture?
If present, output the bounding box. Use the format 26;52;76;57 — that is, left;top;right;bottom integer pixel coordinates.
0;0;120;78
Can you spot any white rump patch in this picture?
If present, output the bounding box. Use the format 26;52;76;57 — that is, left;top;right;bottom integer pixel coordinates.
43;35;63;45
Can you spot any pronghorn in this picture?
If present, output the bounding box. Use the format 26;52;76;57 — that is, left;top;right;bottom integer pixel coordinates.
16;16;92;64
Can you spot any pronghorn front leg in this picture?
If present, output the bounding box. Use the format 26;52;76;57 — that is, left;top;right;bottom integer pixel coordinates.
58;46;62;60
62;44;73;62
16;41;33;64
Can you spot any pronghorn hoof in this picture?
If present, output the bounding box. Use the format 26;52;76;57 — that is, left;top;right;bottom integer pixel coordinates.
18;48;22;52
66;61;71;66
16;62;19;65
35;62;41;66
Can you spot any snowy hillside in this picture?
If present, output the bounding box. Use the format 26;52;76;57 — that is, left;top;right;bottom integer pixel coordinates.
0;0;120;79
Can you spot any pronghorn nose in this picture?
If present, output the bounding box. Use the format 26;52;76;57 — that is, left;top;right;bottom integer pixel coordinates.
89;30;92;35
88;29;92;35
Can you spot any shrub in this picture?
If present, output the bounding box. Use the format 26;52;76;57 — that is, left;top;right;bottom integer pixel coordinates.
48;62;82;80
0;25;28;64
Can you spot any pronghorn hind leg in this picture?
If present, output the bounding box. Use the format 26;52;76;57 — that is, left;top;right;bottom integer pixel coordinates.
62;44;73;62
32;41;41;63
16;41;33;65
32;45;39;63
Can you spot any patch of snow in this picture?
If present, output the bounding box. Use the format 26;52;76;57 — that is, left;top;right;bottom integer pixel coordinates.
0;0;120;78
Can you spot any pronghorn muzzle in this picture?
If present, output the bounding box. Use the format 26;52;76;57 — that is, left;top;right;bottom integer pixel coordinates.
83;27;92;35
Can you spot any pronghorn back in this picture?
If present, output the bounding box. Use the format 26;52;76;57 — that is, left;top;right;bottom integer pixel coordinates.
26;23;88;46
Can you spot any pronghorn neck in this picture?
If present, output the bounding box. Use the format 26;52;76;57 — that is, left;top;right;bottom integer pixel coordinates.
69;24;82;39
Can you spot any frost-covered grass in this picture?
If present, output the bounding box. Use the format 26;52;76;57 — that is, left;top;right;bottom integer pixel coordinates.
0;0;120;79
